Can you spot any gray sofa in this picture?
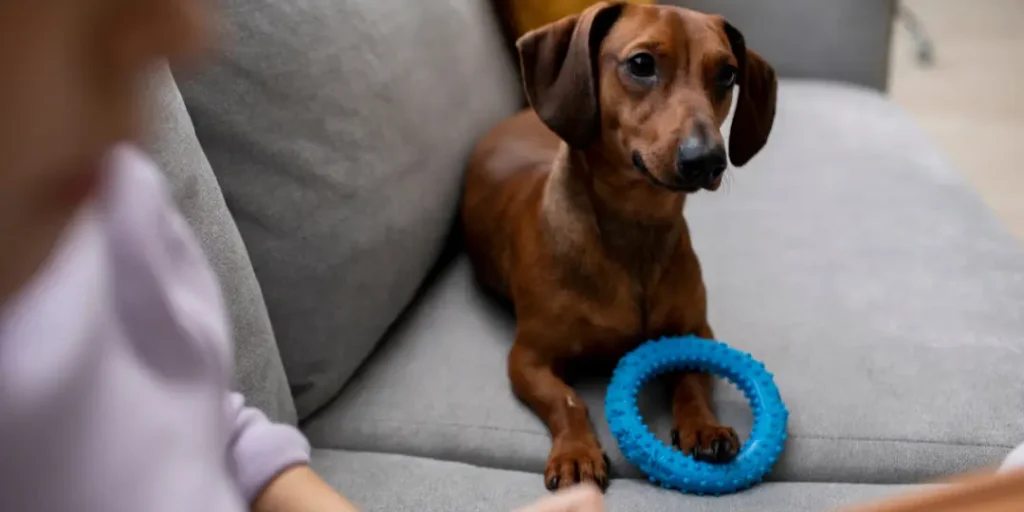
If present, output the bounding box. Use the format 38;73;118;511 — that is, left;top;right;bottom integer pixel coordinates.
144;0;1024;510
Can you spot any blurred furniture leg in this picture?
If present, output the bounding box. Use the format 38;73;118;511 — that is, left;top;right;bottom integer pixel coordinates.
897;3;936;66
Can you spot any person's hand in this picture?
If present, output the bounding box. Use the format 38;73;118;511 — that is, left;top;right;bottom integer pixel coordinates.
515;484;605;512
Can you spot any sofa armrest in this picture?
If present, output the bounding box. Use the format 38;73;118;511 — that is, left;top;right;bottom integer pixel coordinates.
667;0;897;91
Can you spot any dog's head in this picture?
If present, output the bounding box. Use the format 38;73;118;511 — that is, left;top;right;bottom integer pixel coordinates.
516;2;777;193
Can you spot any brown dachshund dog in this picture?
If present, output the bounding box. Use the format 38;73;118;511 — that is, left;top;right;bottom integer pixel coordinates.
461;1;777;491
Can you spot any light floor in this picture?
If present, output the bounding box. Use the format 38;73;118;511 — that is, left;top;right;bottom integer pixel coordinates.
889;0;1024;240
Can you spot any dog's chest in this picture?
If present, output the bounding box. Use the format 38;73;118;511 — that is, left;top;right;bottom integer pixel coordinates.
554;251;706;359
539;186;708;358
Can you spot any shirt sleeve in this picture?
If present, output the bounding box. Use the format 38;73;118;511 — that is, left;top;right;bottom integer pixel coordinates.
120;143;313;503
112;144;312;503
225;391;312;504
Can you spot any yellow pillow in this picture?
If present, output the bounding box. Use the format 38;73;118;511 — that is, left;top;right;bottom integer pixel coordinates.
509;0;654;38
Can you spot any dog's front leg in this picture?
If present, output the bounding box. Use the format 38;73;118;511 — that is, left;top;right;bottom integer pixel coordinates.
670;324;741;463
509;341;608;492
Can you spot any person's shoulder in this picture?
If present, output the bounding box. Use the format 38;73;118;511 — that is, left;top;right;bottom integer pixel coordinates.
98;143;215;292
100;143;190;246
98;143;232;364
103;143;173;206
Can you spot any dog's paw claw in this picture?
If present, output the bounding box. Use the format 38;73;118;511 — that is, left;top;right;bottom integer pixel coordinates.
674;423;740;464
544;438;609;492
546;476;560;491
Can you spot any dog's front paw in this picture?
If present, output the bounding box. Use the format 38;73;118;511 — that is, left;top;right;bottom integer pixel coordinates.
671;422;740;463
545;435;610;492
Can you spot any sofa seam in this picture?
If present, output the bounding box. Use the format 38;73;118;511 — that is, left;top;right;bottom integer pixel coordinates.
310;446;931;488
790;434;1015;449
307;417;551;438
313;418;1016;449
309;417;1015;450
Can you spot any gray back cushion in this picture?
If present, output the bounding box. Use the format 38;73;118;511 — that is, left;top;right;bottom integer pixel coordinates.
178;0;521;417
144;65;297;424
671;0;897;91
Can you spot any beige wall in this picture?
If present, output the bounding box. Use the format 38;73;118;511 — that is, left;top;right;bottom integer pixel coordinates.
889;0;1024;241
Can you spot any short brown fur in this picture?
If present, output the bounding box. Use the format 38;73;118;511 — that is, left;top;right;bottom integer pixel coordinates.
461;2;777;491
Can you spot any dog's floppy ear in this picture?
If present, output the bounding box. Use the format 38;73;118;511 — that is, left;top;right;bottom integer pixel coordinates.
515;2;625;149
724;21;778;166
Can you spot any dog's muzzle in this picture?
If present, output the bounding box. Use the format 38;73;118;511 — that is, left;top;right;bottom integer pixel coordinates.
676;135;727;188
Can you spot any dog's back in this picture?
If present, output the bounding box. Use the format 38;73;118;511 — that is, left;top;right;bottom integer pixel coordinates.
462;110;558;296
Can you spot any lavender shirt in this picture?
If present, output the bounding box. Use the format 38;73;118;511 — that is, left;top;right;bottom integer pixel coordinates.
0;145;310;511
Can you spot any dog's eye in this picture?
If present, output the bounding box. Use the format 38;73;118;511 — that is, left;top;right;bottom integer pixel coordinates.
716;65;738;88
626;52;657;79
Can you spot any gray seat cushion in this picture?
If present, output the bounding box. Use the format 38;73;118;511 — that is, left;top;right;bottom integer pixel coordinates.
312;449;911;511
303;80;1024;483
143;65;297;424
176;0;521;418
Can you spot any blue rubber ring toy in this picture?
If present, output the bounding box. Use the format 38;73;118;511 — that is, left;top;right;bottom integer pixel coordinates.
605;335;788;495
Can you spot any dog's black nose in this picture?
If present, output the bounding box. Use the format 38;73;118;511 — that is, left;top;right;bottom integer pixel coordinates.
676;136;727;180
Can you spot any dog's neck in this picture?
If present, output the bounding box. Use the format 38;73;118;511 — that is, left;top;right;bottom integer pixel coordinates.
543;144;690;269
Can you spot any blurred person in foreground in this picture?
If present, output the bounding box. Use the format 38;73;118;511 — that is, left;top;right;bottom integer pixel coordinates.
0;1;603;511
